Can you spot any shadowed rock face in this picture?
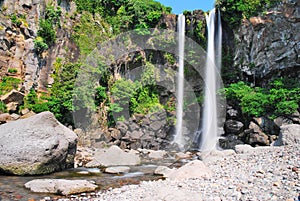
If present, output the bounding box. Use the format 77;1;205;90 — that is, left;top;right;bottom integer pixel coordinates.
234;1;300;85
0;111;77;175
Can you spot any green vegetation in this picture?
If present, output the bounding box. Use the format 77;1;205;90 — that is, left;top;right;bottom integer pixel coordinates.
110;62;162;121
8;68;18;74
72;12;112;57
216;0;280;27
22;89;49;113
34;5;61;53
0;101;7;113
0;77;21;96
224;79;300;118
11;14;27;27
34;36;49;54
74;0;171;33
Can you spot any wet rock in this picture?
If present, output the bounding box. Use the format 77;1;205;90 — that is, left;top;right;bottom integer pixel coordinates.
175;152;191;160
0;112;77;175
105;166;130;174
245;122;270;146
24;179;97;196
219;135;244;150
226;106;239;119
148;150;167;159
225;120;244;135
86;145;141;167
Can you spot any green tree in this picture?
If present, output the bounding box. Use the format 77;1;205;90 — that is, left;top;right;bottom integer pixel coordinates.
216;0;280;27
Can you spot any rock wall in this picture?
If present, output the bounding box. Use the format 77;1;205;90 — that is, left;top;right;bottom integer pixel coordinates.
233;0;300;85
0;0;79;93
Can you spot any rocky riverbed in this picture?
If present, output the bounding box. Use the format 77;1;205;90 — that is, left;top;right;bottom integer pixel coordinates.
10;143;298;201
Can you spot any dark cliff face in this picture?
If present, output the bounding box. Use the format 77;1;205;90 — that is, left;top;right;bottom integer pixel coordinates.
0;0;79;93
233;0;300;86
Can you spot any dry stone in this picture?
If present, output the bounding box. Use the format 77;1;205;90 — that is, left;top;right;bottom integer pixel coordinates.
24;179;97;196
86;145;141;167
0;111;77;175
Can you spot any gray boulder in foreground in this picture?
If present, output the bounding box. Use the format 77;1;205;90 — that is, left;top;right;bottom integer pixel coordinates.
25;179;98;195
0;111;77;175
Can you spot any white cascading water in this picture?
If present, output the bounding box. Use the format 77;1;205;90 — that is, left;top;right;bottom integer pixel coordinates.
173;14;185;150
199;8;222;151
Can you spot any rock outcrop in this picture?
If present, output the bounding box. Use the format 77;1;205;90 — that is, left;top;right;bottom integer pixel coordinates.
0;111;77;175
0;0;79;92
233;0;300;85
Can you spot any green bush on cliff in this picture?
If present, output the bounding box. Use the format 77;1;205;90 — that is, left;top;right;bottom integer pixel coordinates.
0;101;7;113
216;0;280;27
0;77;21;96
224;79;300;118
35;5;61;53
23;89;49;113
74;0;171;33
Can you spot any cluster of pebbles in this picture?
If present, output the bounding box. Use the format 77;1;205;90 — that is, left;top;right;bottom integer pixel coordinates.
38;144;299;201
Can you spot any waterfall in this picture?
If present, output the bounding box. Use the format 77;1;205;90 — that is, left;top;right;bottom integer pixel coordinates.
173;14;185;150
199;8;222;151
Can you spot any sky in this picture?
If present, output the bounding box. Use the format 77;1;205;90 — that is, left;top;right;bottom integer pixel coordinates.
156;0;215;14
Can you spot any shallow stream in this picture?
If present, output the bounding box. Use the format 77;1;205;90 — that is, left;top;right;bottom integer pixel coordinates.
0;158;187;200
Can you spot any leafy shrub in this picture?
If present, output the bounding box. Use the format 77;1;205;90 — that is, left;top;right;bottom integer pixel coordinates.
8;68;18;74
37;19;56;45
34;36;48;54
11;14;22;27
0;77;21;95
0;101;7;113
223;79;300;118
216;0;280;27
74;0;171;33
23;89;49;113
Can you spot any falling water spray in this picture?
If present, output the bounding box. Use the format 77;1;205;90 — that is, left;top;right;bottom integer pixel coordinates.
173;14;185;150
199;8;222;151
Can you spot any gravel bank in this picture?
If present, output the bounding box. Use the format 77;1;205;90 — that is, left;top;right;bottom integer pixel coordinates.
56;145;299;201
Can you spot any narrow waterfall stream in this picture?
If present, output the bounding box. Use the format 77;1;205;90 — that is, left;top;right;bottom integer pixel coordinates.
173;14;186;150
199;8;222;151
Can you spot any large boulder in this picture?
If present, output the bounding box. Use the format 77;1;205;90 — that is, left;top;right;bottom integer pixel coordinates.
0;111;77;175
25;179;98;196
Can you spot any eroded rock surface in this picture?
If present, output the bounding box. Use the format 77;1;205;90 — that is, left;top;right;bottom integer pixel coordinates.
0;111;77;175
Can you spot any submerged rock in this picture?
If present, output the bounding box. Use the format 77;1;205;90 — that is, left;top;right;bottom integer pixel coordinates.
0;111;77;175
105;166;130;174
24;179;97;196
